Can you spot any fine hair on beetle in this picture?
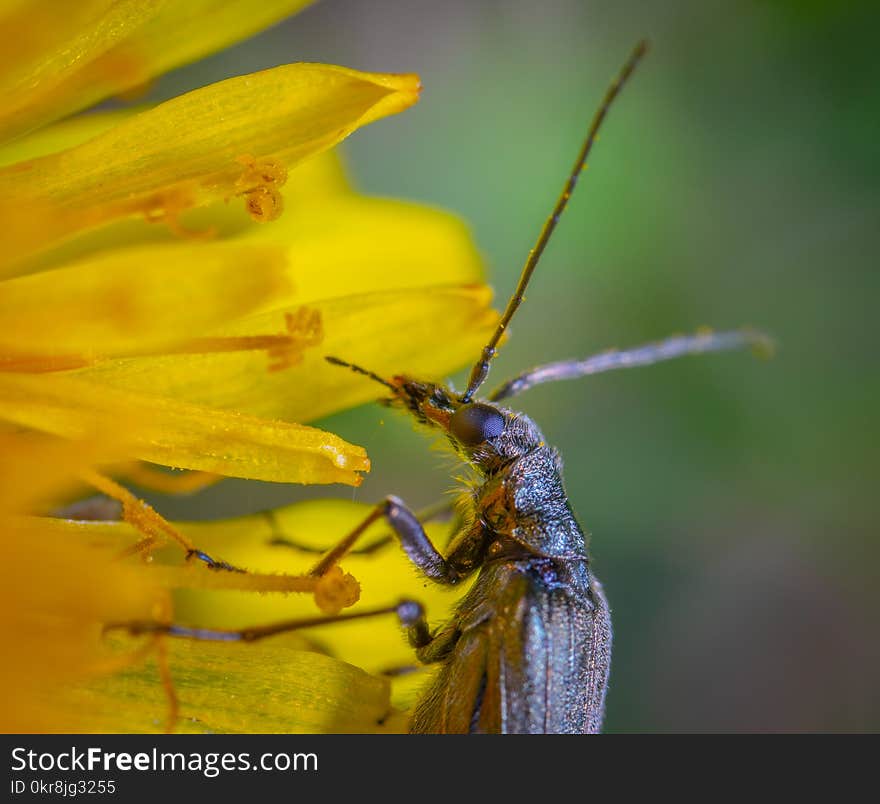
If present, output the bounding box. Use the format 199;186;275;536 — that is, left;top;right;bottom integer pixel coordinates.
110;40;771;734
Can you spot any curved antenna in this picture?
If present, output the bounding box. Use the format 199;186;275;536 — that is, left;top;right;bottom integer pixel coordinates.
461;39;650;403
325;356;395;391
488;328;775;402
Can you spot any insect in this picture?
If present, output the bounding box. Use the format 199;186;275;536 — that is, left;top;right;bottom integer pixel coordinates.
113;40;770;733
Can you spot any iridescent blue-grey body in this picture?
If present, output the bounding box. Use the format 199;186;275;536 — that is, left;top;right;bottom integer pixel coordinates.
384;380;612;734
410;556;611;734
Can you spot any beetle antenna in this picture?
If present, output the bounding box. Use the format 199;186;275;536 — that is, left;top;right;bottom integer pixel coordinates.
325;355;396;391
461;39;650;402
488;328;775;401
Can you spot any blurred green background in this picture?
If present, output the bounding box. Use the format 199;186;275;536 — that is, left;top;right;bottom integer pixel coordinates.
140;0;879;732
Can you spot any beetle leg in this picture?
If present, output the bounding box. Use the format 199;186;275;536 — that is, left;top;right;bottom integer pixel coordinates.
308;496;469;584
104;599;427;643
265;498;458;556
413;622;461;664
409;629;489;733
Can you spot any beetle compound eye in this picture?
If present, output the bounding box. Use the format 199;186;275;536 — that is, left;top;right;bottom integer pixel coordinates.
449;403;506;446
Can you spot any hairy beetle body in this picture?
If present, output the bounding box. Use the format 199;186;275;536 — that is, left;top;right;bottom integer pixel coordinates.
376;384;611;733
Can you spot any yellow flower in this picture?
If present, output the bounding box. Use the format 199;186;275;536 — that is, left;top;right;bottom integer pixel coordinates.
2;431;412;733
0;2;499;731
0;428;165;733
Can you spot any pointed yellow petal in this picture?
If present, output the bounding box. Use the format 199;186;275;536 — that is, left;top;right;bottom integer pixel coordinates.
75;284;499;421
0;373;370;485
0;1;316;144
0;242;289;367
0;64;420;261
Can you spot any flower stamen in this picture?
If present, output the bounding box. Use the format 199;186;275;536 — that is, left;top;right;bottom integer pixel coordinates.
78;470;361;614
0;310;323;375
235;154;288;223
140;308;323;370
141;186;215;239
79;469;208;562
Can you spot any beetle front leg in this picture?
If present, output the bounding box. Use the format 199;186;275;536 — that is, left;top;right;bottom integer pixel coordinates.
106;599;429;643
267;497;459;557
309;496;469;585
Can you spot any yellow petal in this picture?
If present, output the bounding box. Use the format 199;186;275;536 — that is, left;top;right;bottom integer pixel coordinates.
0;431;124;514
0;0;159;143
1;139;353;279
1;514;163;732
0;1;316;144
75;284;499;421
0;64;420;261
63;634;396;734
172;499;464;715
243;191;486;302
48;498;463;720
0;372;370;485
28;512;361;618
0;242;289;368
5;508;387;732
0;108;129;167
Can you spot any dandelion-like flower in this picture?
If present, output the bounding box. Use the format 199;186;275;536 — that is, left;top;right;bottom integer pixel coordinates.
0;1;498;732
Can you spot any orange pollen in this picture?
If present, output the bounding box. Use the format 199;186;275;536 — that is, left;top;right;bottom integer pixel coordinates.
235;154;288;223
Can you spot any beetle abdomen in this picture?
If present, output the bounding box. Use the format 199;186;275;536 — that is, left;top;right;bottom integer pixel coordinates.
409;561;612;734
